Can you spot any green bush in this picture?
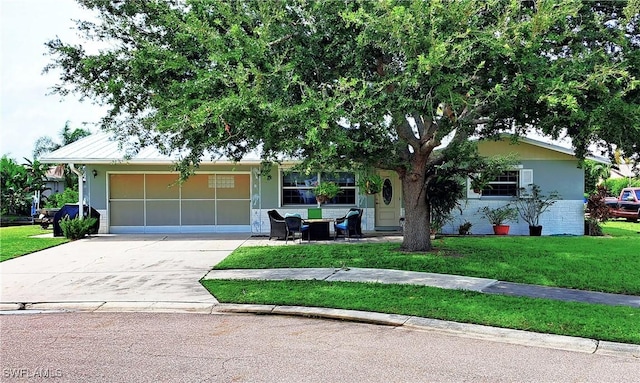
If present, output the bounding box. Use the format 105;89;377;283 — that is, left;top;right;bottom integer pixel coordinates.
45;189;79;208
59;217;98;240
601;178;640;197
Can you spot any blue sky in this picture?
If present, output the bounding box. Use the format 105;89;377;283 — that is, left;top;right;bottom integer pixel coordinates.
1;0;106;161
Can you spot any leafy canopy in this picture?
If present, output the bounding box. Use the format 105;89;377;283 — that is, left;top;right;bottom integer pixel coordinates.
44;0;639;250
46;0;639;174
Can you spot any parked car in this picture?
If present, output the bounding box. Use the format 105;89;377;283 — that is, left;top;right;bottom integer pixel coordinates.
605;187;640;221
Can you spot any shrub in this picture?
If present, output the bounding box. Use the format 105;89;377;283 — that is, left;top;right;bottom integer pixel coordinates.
45;188;79;208
585;185;611;236
59;217;98;240
601;178;640;198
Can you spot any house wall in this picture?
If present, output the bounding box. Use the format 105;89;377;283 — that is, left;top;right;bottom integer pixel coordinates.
250;166;376;235
88;163;372;235
84;138;586;236
444;139;586;236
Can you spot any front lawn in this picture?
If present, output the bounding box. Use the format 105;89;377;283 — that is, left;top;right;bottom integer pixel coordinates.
213;221;640;295
202;221;640;344
0;225;68;262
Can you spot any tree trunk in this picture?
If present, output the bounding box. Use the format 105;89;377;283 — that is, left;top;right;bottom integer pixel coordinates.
400;166;432;252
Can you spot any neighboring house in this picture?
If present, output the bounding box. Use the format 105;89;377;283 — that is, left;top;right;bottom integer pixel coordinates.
40;132;606;236
610;163;638;180
43;165;66;198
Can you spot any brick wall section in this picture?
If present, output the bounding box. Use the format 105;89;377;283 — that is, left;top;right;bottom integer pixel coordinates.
96;209;108;234
442;200;585;236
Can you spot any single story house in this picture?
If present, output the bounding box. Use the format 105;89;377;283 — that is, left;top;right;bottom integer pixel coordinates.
40;132;606;236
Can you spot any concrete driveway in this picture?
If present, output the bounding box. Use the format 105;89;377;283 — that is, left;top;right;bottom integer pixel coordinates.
0;234;250;307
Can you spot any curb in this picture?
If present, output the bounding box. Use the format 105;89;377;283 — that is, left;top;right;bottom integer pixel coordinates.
211;303;640;359
2;301;638;359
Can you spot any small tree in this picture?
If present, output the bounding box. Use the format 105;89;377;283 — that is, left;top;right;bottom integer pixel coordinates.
585;185;611;236
514;184;561;228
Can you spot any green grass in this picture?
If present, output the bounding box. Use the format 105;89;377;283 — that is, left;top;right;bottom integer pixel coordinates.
202;279;640;344
214;221;640;295
203;221;640;344
0;225;68;262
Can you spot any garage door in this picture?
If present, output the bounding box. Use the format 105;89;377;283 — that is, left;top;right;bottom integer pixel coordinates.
108;173;251;233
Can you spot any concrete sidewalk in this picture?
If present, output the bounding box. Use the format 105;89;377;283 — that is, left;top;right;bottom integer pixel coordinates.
203;267;640;308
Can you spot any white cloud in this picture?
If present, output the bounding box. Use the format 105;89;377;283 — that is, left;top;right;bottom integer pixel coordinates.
1;0;107;161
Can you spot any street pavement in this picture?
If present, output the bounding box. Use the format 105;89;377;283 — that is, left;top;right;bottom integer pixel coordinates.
1;233;639;360
3;312;638;383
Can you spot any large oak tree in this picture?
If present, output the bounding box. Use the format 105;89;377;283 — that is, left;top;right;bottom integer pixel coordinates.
46;0;639;251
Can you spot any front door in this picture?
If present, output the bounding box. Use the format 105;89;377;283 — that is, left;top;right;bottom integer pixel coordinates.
375;170;402;229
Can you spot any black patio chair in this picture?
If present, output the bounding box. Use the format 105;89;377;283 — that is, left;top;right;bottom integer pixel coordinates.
334;210;361;241
268;210;287;240
284;216;309;244
335;208;363;237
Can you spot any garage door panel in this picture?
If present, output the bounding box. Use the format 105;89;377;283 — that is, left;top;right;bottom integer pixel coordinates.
146;174;179;199
181;200;215;225
181;174;214;199
110;174;144;199
146;201;180;226
216;174;250;199
110;201;144;226
217;200;250;225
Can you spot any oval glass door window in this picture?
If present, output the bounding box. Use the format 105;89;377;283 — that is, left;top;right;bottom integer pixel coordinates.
382;178;393;205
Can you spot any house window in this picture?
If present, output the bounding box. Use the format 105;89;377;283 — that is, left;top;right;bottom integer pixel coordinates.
482;170;519;197
281;171;356;206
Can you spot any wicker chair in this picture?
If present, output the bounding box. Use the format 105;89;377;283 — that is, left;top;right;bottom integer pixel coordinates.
284;216;309;244
335;208;363;237
268;210;287;240
334;210;362;240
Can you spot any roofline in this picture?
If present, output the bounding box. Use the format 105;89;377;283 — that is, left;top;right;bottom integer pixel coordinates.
493;134;611;164
39;158;265;165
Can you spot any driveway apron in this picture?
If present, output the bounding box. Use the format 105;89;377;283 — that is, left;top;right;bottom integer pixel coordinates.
0;234;249;304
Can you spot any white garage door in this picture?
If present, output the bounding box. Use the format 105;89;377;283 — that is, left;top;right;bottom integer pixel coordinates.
108;173;251;233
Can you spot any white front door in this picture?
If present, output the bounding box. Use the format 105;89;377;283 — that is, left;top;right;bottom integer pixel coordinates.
374;170;402;229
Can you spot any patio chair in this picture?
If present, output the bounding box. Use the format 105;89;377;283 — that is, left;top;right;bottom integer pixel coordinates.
334;210;361;241
284;216;309;244
268;210;287;240
335;208;363;237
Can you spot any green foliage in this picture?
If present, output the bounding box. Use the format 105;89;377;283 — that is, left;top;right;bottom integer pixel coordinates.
601;177;640;197
478;205;518;226
45;188;79;208
58;217;98;240
33;121;91;159
582;160;611;194
458;221;473;235
0;156;48;216
44;0;639;251
312;181;342;203
356;172;383;194
469;153;520;192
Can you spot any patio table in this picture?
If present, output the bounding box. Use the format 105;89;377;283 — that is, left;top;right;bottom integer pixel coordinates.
303;219;334;241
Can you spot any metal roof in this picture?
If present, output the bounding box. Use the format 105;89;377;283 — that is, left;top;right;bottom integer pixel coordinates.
39;132;264;165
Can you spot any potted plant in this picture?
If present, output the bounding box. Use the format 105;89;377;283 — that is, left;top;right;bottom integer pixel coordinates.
479;205;518;235
312;182;342;206
514;184;560;236
356;173;383;195
458;221;472;235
